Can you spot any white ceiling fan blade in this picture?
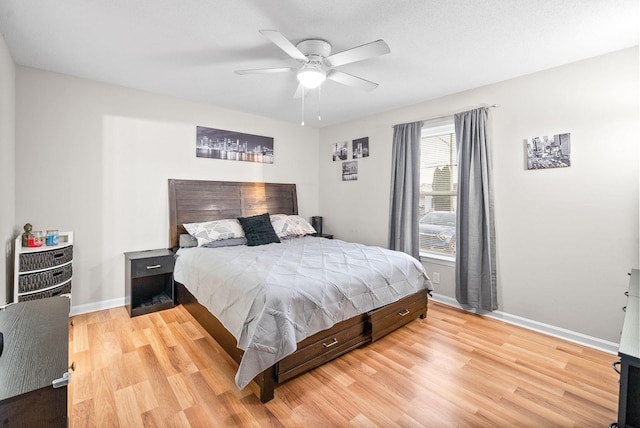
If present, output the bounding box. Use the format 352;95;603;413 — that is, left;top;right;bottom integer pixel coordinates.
326;70;379;91
234;67;295;75
326;39;390;67
259;30;308;61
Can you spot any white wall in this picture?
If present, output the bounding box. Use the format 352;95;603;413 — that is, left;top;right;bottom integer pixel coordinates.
318;47;639;343
9;46;639;345
0;34;15;306
15;67;320;312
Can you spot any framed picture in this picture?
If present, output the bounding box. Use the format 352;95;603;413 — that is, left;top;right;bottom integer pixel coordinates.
352;137;369;158
332;141;348;161
196;126;274;164
526;133;570;170
342;161;358;181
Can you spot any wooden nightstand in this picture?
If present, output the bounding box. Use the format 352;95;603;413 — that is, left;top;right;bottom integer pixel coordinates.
124;249;175;317
312;233;333;239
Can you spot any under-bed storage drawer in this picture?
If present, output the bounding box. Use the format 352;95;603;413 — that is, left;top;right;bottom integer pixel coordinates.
277;314;369;383
369;289;428;341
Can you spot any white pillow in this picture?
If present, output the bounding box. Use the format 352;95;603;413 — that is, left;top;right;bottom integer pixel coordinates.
183;219;245;247
270;214;292;238
270;214;316;238
287;215;317;235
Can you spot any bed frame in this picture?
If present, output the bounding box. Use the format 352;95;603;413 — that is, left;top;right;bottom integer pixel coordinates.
168;178;428;402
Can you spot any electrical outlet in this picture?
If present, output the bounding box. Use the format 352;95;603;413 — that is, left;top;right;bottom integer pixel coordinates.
432;272;440;284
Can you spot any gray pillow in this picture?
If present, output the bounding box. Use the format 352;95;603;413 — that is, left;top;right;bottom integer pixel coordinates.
179;234;197;248
183;218;245;247
179;234;247;248
203;237;247;248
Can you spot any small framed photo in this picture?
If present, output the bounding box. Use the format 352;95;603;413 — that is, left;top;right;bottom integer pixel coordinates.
342;161;358;181
352;137;369;158
332;141;348;161
526;133;571;170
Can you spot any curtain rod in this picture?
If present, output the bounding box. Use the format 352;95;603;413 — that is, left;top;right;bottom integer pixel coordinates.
392;104;500;128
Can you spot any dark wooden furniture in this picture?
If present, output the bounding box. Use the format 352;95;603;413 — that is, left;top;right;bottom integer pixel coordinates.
0;296;70;427
124;249;175;317
13;232;73;302
613;269;640;427
312;233;334;239
168;179;299;248
168;178;428;402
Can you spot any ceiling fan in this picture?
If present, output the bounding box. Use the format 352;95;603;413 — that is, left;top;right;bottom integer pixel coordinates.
235;30;390;96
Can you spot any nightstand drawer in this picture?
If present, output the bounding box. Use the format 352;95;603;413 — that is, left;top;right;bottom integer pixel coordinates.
130;255;174;278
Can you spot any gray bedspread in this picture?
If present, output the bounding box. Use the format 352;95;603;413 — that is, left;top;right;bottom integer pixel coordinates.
174;236;431;389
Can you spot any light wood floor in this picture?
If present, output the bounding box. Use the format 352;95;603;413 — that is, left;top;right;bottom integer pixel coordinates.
68;301;619;427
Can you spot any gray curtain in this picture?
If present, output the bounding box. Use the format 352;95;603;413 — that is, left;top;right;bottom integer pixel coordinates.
389;121;422;259
455;107;497;311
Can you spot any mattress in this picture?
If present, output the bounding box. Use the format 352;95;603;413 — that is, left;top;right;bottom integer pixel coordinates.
174;236;431;389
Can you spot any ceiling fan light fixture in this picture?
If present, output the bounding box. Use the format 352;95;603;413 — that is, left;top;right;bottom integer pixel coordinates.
297;64;326;89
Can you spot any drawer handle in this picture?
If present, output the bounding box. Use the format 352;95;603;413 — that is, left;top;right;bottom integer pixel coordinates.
146;265;162;270
398;308;411;317
52;271;63;277
322;338;339;348
52;372;71;389
612;360;621;375
53;252;65;258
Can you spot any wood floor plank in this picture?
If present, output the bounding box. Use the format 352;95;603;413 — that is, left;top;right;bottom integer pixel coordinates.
113;385;145;427
90;368;121;427
136;344;183;421
69;302;619;426
183;371;231;423
70;370;93;405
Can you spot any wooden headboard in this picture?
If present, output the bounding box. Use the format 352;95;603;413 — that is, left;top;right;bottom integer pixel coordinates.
168;179;298;248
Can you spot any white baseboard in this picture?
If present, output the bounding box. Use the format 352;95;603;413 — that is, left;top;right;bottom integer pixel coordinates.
429;293;619;355
70;293;620;356
70;297;125;316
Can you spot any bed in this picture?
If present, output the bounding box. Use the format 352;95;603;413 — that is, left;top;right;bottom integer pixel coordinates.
168;179;431;402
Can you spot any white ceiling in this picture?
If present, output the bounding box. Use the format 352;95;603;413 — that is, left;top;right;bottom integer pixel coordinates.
0;0;638;128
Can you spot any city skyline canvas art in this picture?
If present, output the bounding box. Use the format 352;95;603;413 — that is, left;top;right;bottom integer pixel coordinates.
196;126;274;164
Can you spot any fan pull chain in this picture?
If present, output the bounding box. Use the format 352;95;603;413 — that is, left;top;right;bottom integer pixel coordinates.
301;86;305;126
318;85;322;121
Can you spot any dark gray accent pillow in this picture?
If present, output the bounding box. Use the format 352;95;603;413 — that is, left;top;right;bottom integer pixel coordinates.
237;213;281;246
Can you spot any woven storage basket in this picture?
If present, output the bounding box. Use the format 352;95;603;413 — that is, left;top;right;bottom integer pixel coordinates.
18;281;71;302
18;263;72;293
19;245;73;272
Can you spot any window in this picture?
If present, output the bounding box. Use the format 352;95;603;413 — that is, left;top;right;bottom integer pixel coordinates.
419;120;457;258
